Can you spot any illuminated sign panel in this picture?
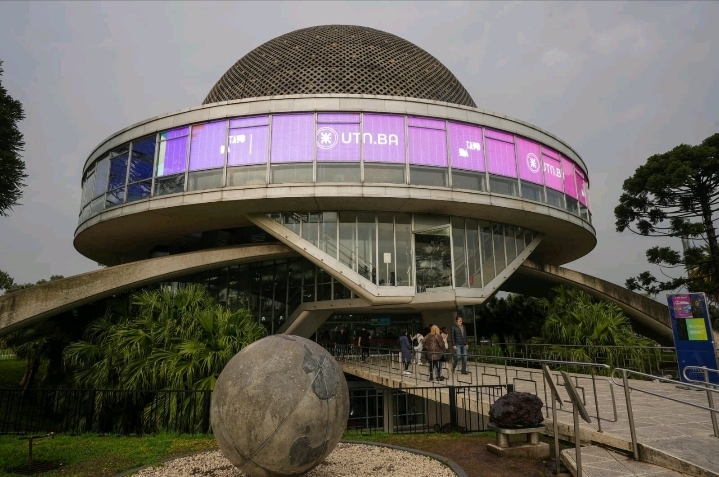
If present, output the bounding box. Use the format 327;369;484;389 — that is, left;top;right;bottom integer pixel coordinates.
543;154;563;191
156;127;188;177
516;137;543;184
316;113;360;162
189;121;226;171
408;118;447;167
575;168;588;207
227;116;269;166
362;114;405;163
271;114;314;163
485;130;516;178
449;122;484;172
562;156;578;199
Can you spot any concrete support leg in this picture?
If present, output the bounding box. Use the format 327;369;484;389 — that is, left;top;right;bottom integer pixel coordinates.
383;390;395;433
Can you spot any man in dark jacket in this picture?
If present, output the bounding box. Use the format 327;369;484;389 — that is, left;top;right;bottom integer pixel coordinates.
357;326;371;362
451;315;469;374
336;328;349;359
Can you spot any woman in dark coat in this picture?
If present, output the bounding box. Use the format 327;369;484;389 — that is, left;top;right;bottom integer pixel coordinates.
399;330;413;375
424;325;447;382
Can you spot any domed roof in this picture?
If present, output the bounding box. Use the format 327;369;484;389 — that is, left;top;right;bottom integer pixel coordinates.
203;25;476;107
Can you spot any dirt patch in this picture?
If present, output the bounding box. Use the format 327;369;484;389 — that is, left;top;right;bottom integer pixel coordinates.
361;432;554;477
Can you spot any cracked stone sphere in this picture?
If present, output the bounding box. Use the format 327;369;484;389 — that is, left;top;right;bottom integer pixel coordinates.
211;335;349;477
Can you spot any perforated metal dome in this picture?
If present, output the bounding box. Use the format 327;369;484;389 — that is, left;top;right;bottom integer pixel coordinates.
203;25;476;107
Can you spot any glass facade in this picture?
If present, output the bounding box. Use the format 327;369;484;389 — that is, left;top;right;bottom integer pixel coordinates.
271;212;537;292
80;113;591;225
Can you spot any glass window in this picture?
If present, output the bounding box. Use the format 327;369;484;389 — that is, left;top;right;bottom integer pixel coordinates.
108;153;129;191
395;214;412;287
488;174;518;196
82;171;96;207
546;188;564;209
106;187;125;208
154;174;185;196
452;217;467;288
364;163;405;184
301;212;320;247
377;213;394;286
317;163;360;183
566;197;580;215
414;214;449;233
453;170;486;192
187;169;223;191
157;127;189;177
493;223;506;271
227;165;266;186
357;213;376;282
302;262;316;303
90;196;104;216
415;226;451;292
271;163;313;183
129;136;156;183
94;158;110;197
410;166;447;187
339;212;356;270
580;204;589;221
515;226;526;256
521;182;544;202
126;181;151;203
480;221;495;284
283;213;301;236
189;121;227;171
319;212;338;259
466;219;481;288
504;225;517;263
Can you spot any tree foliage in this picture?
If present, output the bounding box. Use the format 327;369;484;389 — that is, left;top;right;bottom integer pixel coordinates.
531;286;659;372
475;294;547;344
0;60;27;216
64;284;266;391
615;133;719;301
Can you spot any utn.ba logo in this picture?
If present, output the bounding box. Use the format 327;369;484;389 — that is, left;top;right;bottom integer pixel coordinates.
526;153;540;174
316;127;400;149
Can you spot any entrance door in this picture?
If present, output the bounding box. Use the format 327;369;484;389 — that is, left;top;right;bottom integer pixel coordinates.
414;226;452;293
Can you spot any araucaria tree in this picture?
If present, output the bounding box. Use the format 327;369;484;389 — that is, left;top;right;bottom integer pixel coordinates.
0;60;27;216
615;133;719;300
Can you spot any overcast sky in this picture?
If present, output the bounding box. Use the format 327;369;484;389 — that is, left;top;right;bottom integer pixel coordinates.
0;1;717;297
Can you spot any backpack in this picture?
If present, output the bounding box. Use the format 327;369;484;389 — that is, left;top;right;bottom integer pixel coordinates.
412;335;419;347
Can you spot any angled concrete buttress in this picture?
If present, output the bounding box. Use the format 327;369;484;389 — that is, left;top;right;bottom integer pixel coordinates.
0;244;294;337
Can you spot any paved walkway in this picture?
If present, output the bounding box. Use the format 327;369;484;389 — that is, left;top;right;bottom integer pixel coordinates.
340;356;719;477
561;446;692;477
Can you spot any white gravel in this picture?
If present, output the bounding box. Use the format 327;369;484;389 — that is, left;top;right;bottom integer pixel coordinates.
131;443;458;477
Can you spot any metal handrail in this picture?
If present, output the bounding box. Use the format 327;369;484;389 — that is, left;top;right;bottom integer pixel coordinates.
611;367;719;460
682;366;719;385
332;344;616;431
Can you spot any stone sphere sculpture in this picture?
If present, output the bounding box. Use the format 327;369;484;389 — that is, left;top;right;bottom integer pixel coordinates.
211;334;349;477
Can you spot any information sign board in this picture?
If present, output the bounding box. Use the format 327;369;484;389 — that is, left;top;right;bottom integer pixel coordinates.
667;293;719;384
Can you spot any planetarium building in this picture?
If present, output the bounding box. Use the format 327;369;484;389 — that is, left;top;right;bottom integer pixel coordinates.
73;25;595;340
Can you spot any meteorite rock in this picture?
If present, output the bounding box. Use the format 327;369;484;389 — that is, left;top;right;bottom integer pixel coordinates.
489;392;544;429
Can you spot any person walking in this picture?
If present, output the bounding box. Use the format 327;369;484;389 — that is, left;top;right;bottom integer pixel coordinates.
424;325;446;382
451;315;469;374
412;331;425;364
357;325;371;362
336;327;349;359
439;326;449;379
399;330;413;375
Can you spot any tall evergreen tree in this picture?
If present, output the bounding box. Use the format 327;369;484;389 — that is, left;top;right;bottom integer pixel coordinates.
0;60;27;216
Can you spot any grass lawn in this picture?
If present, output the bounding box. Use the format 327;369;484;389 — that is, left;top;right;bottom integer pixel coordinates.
0;360;27;389
1;431;556;477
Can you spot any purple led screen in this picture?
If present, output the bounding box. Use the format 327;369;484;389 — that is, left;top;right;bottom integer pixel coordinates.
562;156;578;199
516;137;543;184
317;113;360;123
362;114;405;163
485;138;516;178
543;155;563;191
316;123;361;162
541;146;559;159
409;127;447;167
485;128;514;143
271;114;314;163
229;115;268;129
449;122;484;172
576;168;588;207
189;121;226;171
157;137;188;176
408;117;445;130
160;126;189;141
227;126;269;166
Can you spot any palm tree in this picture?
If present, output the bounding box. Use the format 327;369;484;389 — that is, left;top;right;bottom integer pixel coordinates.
63;284;266;433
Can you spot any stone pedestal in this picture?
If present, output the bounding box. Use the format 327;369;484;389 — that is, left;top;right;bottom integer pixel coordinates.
486;424;550;459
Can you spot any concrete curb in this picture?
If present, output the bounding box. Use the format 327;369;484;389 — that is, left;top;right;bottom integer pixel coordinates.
112;440;469;477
